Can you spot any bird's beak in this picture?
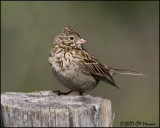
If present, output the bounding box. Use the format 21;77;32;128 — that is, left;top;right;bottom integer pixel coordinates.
77;39;87;45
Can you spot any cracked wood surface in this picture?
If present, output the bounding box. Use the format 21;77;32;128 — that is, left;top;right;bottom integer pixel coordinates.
1;90;113;127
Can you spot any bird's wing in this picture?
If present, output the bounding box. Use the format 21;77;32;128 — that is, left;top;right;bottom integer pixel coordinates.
79;50;119;88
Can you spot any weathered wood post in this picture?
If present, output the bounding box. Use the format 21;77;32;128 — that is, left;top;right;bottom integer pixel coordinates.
1;90;114;127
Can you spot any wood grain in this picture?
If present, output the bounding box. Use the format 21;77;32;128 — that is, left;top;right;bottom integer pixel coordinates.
1;91;113;127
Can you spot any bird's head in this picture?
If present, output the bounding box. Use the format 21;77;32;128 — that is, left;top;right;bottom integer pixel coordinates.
54;26;87;49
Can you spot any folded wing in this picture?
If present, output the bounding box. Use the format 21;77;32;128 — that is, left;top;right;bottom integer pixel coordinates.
79;50;119;89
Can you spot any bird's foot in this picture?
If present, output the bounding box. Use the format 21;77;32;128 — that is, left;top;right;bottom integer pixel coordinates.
79;92;83;95
52;90;84;96
52;90;72;96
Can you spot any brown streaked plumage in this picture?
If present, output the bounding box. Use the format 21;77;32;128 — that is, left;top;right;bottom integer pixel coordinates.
49;26;145;95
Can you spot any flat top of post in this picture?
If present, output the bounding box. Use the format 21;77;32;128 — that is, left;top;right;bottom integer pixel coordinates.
1;90;110;110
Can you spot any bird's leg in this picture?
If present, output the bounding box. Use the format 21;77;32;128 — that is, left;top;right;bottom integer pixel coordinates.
63;90;73;95
52;90;72;95
79;92;83;95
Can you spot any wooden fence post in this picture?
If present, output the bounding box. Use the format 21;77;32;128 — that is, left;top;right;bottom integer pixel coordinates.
1;91;114;127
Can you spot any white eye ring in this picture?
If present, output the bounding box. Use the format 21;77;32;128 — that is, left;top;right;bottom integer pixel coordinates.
69;36;74;41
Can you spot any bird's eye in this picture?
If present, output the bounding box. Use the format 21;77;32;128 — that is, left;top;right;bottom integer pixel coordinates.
69;36;74;40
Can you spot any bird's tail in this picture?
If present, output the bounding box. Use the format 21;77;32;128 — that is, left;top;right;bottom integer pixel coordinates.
108;67;146;76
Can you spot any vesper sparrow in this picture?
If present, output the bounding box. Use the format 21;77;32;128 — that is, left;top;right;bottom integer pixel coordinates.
49;26;145;95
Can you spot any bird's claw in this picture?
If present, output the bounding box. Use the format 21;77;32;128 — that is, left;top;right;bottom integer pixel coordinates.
52;90;72;95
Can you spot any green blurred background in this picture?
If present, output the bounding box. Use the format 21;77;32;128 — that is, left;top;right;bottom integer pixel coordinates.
1;1;159;127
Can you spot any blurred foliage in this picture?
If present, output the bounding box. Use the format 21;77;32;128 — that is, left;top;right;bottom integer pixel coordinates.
1;1;159;127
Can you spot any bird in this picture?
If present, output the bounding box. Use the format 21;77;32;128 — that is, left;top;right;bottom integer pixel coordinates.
48;26;145;95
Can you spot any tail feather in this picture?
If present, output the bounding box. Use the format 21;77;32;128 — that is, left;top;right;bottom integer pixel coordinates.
108;68;146;76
